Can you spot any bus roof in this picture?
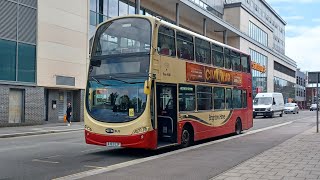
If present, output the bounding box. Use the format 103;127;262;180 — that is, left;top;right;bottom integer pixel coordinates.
96;15;250;56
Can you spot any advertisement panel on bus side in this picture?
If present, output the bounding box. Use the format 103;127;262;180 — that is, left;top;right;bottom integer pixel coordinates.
186;63;242;86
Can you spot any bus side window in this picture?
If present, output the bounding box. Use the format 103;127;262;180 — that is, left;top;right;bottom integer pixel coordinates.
242;90;247;108
177;31;194;61
213;87;225;110
231;51;241;71
158;26;176;56
241;54;249;73
212;44;224;67
224;48;231;69
232;89;242;109
226;88;232;109
179;84;195;111
195;38;211;65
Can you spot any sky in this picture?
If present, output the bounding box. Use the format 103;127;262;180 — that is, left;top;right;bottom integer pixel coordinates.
265;0;320;72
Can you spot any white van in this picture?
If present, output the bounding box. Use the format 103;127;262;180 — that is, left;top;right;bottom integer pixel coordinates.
253;93;285;118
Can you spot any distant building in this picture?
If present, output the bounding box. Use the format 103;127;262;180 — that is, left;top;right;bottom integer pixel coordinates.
295;69;306;108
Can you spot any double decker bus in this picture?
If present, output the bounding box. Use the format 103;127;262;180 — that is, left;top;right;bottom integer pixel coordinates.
85;15;253;149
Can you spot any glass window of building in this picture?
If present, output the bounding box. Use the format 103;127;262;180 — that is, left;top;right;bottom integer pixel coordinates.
0;39;16;81
213;87;225;110
119;0;128;16
109;0;119;17
18;43;36;82
250;49;267;97
197;86;212;110
224;48;231;69
195;38;211;64
179;84;195;111
90;0;97;11
177;31;194;61
274;77;295;103
158;26;176;57
248;21;268;46
212;44;224;67
129;4;135;14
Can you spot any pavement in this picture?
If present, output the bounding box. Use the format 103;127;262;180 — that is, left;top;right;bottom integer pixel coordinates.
212;126;320;180
53;114;319;180
0;122;84;138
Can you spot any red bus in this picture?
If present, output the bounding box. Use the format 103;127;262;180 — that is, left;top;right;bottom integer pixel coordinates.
85;15;253;149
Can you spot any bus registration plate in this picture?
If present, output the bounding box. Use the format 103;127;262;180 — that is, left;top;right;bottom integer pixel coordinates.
106;142;121;147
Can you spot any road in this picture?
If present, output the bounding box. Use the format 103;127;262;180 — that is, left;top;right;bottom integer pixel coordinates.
0;111;317;180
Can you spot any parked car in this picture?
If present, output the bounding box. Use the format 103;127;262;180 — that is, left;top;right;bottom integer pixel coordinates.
310;104;319;111
253;93;284;118
284;103;299;114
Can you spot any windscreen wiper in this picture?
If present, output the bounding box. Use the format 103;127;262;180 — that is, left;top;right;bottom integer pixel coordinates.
109;76;144;84
91;77;110;86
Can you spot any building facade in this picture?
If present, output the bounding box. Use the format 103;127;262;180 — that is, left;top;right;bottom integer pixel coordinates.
0;0;298;126
295;69;306;108
0;0;88;126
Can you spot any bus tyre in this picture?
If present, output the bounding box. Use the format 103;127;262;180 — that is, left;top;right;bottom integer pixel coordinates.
181;126;192;148
235;119;242;135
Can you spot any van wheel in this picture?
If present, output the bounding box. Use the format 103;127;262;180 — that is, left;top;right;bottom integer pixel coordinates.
280;112;283;117
235;119;242;135
269;112;274;118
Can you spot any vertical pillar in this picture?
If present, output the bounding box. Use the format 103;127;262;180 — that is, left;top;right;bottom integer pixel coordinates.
176;3;180;26
203;18;207;36
135;0;140;14
223;30;228;44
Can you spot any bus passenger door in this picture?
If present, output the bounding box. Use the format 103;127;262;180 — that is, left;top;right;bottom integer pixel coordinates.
156;84;177;145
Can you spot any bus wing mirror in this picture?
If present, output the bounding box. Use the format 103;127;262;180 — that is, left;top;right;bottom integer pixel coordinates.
144;80;151;95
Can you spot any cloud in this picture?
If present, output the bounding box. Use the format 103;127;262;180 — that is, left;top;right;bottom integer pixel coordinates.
285;26;320;72
312;18;320;22
283;16;304;21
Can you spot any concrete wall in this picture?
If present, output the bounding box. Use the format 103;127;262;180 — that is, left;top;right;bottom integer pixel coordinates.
0;85;44;127
223;7;241;29
37;0;89;89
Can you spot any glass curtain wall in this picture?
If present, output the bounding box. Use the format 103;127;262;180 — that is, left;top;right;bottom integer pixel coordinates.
274;77;295;103
250;49;267;98
0;0;36;83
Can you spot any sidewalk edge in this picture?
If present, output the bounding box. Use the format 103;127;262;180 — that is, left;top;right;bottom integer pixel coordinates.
0;128;84;138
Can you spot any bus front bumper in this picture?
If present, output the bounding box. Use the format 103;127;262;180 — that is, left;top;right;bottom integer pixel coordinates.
85;130;157;149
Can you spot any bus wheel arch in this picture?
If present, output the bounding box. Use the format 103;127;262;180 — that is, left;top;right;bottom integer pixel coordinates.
235;118;242;135
181;122;194;148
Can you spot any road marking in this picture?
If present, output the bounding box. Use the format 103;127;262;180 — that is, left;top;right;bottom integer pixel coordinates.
32;159;59;164
81;148;103;153
53;121;293;180
45;155;61;159
84;165;105;169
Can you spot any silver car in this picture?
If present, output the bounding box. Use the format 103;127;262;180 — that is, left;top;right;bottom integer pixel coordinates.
284;103;299;114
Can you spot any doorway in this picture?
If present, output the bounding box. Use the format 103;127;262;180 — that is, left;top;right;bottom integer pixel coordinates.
9;89;25;123
156;84;177;146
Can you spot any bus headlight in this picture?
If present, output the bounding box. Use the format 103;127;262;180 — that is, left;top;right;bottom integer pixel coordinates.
85;125;92;132
132;127;150;135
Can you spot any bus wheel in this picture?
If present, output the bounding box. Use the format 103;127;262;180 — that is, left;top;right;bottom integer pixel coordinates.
235;119;242;135
181;125;193;148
